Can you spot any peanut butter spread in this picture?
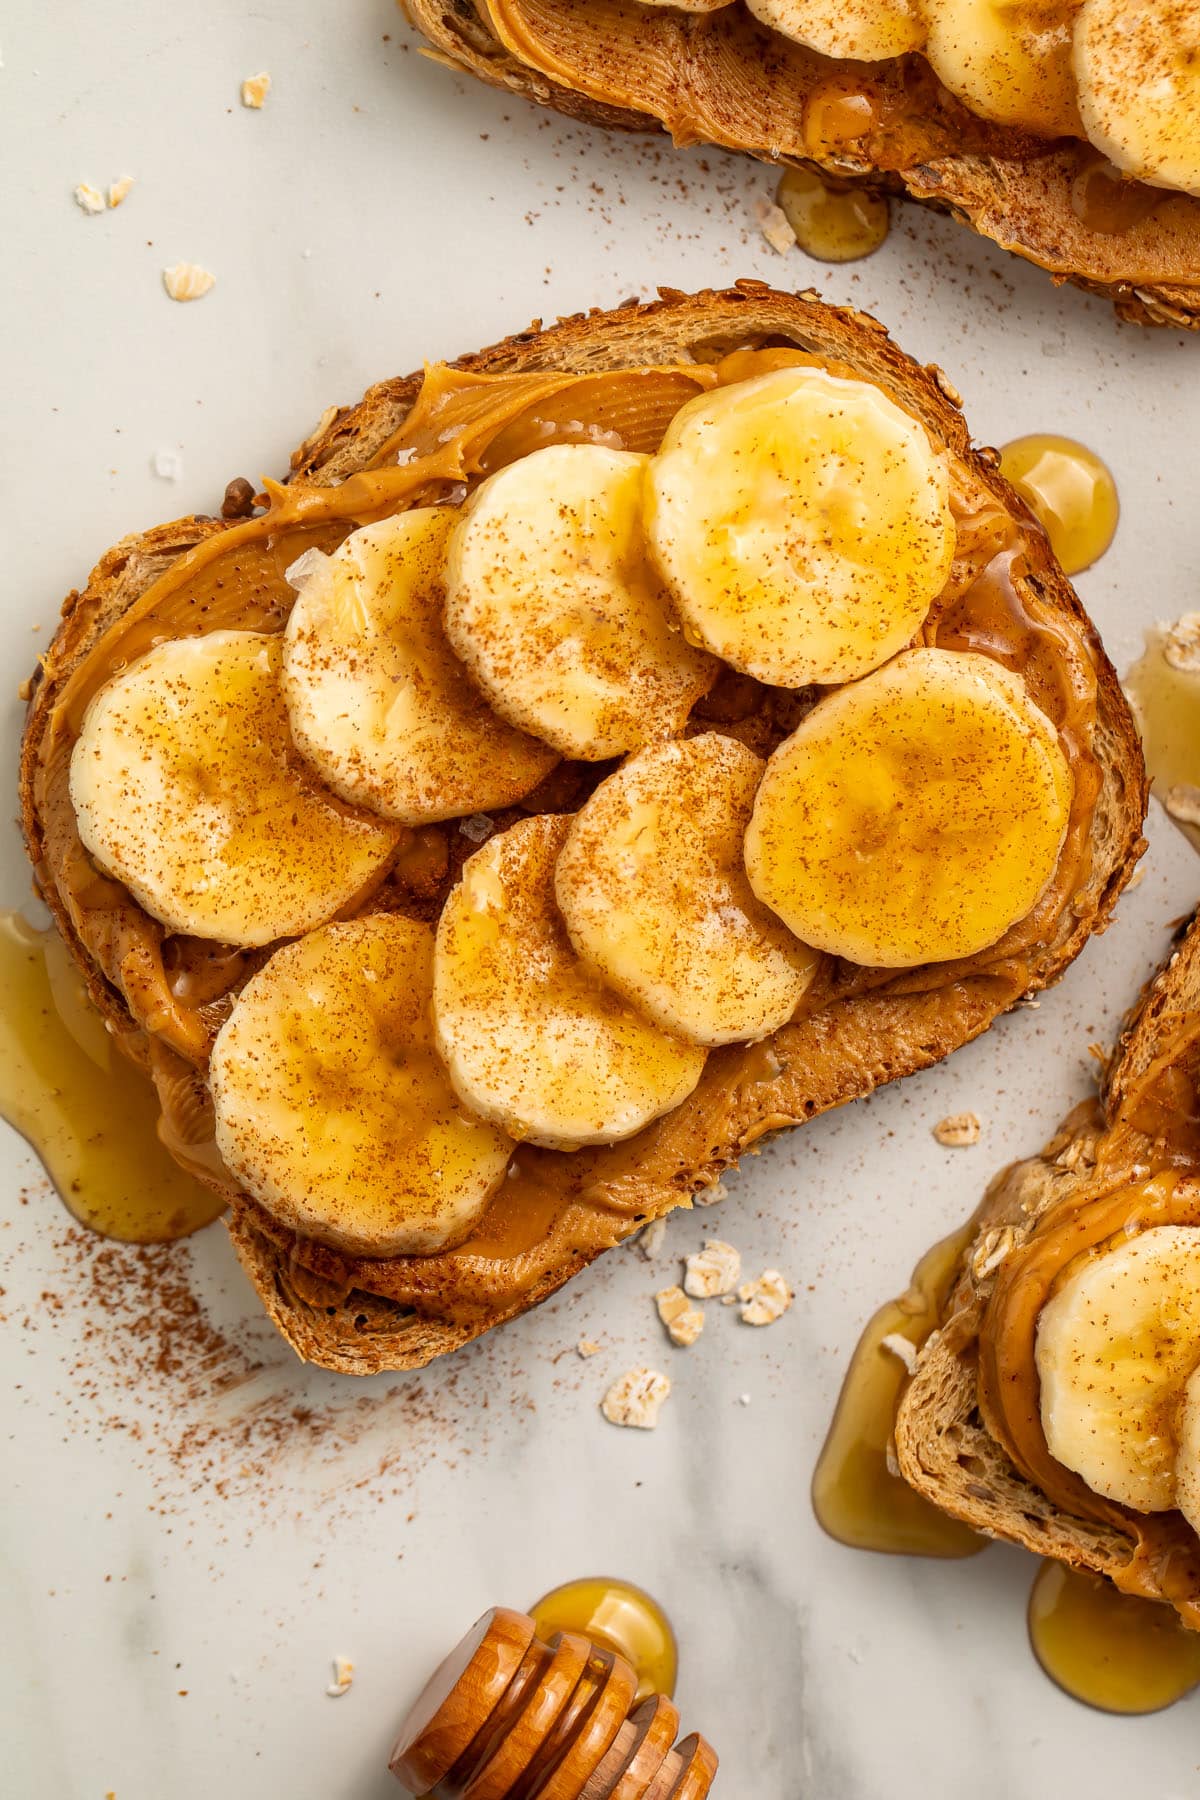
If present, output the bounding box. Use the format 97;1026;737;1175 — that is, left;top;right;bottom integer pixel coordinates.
966;1038;1200;1623
474;0;1200;288
30;348;1103;1327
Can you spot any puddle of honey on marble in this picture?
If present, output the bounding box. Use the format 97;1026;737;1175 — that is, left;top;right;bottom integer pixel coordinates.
1028;1560;1200;1714
776;166;890;263
0;911;225;1243
998;435;1119;577
1124;620;1200;853
530;1579;677;1704
812;1225;986;1558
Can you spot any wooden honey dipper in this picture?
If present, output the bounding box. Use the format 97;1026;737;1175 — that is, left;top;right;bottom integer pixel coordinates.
389;1607;719;1799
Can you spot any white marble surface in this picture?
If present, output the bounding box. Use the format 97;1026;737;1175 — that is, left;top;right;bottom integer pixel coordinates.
2;3;1199;1795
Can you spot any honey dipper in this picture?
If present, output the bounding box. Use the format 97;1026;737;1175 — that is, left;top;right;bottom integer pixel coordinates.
389;1607;719;1798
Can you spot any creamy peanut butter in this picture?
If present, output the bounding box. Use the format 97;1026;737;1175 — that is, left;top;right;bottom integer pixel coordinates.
28;347;1104;1327
976;1165;1200;1624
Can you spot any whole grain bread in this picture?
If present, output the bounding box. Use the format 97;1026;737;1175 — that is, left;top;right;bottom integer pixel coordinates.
401;0;1200;329
895;911;1200;1597
20;284;1147;1374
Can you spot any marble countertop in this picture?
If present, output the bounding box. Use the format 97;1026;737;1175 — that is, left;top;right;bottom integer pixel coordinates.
2;3;1198;1794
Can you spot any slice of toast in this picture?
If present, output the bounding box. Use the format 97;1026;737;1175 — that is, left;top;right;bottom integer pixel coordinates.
401;0;1200;329
20;283;1147;1374
894;912;1200;1613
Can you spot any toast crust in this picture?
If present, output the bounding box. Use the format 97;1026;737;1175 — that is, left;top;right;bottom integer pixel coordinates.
895;913;1200;1624
20;284;1147;1374
402;0;1200;329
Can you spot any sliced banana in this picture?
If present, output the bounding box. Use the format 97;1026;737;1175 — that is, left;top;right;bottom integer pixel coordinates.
645;367;955;689
282;507;557;824
433;813;706;1148
923;0;1082;138
745;0;924;61
556;733;819;1047
744;647;1073;968
69;630;399;948
444;443;716;761
1036;1225;1200;1513
210;914;513;1258
1074;0;1200;197
1177;1362;1200;1537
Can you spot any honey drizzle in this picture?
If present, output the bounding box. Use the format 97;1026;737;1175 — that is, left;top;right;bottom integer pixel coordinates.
1028;1560;1200;1715
775;166;890;264
811;1225;986;1557
529;1579;677;1705
998;435;1119;577
1124;621;1200;853
0;911;224;1243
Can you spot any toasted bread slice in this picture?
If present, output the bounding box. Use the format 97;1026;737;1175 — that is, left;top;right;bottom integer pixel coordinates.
20;284;1147;1374
895;912;1200;1616
402;0;1200;329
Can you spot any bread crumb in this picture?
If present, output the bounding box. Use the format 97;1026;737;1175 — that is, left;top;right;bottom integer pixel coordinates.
655;1285;705;1347
576;1337;601;1359
933;1111;981;1147
879;1331;918;1374
107;175;134;208
152;448;183;481
693;1177;728;1207
636;1217;667;1261
459;814;493;843
1165;784;1200;827
683;1238;741;1298
326;1656;354;1697
73;182;105;215
163;262;215;302
753;197;795;255
1126;865;1145;890
601;1368;670;1430
241;71;272;109
738;1269;793;1326
1164;613;1200;673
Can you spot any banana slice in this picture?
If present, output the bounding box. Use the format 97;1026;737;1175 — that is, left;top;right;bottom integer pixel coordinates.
444;443;716;761
745;0;924;61
1074;0;1200;197
645;367;955;689
556;733;819;1047
922;0;1082;139
282;507;556;824
433;813;706;1148
744;648;1073;968
1177;1363;1200;1537
69;630;399;948
1036;1225;1200;1513
210;914;513;1257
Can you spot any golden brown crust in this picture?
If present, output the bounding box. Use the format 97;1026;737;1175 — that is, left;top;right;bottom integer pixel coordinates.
20;284;1148;1373
895;913;1200;1606
400;0;1200;330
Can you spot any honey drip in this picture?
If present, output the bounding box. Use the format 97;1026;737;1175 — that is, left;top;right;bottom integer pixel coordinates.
998;435;1119;577
529;1579;677;1704
1028;1560;1200;1715
1070;159;1163;237
1124;620;1200;853
0;911;224;1243
812;1225;986;1557
776;166;890;264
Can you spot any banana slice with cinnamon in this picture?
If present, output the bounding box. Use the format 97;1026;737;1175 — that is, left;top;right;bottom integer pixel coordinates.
445;443;716;761
744;647;1073;968
210;914;513;1257
69;630;399;948
433;813;706;1148
556;732;819;1047
283;507;556;823
644;366;956;690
